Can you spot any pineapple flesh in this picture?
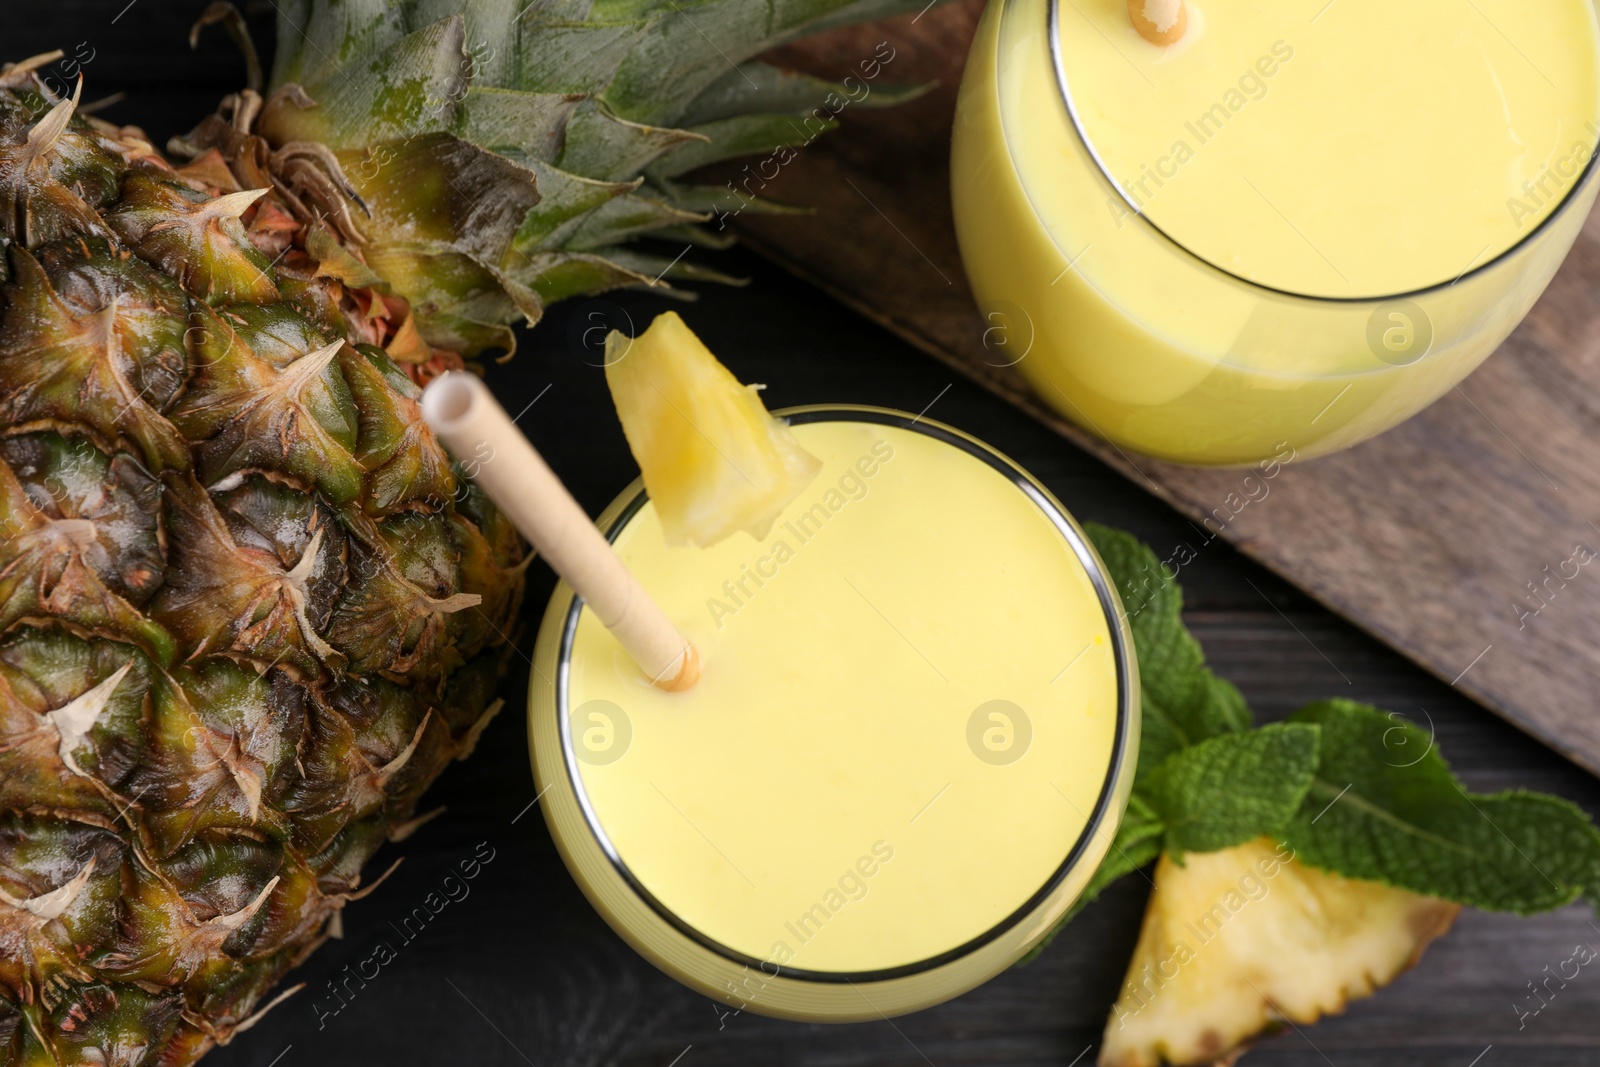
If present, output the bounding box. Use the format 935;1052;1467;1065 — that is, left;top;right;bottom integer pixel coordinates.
605;311;820;546
1100;838;1460;1067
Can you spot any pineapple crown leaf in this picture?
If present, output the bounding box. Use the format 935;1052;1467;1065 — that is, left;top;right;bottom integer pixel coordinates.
679;60;933;126
648;113;835;181
239;0;947;356
1059;524;1600;929
192;1;265;93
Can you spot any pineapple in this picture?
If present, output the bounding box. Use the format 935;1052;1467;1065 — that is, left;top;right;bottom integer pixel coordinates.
1100;838;1460;1067
0;92;528;1065
0;1;937;1062
605;311;820;545
245;0;938;361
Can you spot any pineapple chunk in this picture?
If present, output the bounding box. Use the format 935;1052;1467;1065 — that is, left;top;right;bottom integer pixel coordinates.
605;312;821;547
1101;838;1459;1067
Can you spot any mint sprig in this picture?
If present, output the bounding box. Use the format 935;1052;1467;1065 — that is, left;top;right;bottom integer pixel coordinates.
1146;723;1318;856
1066;523;1600;921
1285;700;1600;913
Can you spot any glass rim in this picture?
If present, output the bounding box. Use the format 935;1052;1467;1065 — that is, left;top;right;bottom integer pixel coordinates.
551;404;1139;985
1037;0;1600;305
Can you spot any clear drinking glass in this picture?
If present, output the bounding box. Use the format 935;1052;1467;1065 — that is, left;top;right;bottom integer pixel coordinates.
951;0;1600;466
527;407;1139;1019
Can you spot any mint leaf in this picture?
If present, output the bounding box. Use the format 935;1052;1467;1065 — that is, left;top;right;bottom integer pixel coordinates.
1184;671;1251;737
1146;723;1319;856
1085;524;1250;777
1139;673;1252;777
1023;796;1165;963
1138;695;1185;777
1085;524;1202;712
1284;700;1600;913
1072;794;1165;917
1049;528;1600;945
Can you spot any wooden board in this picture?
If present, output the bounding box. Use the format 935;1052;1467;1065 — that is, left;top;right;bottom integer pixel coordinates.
741;0;1600;776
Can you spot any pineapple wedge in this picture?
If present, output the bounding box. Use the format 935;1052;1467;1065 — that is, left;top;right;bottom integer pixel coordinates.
1101;838;1460;1067
605;312;821;547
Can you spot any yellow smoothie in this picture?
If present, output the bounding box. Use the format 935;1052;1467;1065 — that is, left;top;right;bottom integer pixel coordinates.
952;0;1600;464
530;410;1137;1019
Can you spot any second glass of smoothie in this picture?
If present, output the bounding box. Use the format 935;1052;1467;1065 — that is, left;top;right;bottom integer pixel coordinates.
952;0;1600;465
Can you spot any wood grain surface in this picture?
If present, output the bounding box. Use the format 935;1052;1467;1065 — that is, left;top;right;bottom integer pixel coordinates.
745;0;1600;777
10;5;1600;1066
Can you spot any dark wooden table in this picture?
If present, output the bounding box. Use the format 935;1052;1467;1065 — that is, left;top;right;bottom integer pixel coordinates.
14;5;1600;1065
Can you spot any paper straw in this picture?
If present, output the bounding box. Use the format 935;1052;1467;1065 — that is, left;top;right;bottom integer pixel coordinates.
421;373;700;691
1128;0;1187;44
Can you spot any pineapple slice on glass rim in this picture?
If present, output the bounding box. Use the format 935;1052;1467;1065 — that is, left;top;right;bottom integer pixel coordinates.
604;312;822;548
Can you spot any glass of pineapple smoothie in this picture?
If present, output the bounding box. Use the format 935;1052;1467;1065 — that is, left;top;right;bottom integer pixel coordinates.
528;407;1138;1019
951;0;1600;465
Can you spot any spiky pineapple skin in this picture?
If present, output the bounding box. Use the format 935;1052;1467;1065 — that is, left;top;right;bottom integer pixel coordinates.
0;1;944;1060
0;78;525;1066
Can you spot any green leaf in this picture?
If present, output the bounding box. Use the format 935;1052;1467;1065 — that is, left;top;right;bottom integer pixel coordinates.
1146;723;1319;856
657;180;810;219
650;114;831;180
1085;524;1197;705
1284;700;1600;913
270;0;405;89
454;87;582;164
260;17;470;150
678;61;933;126
594;0;945;125
1084;524;1249;757
557;100;702;182
509;249;654;306
1071;794;1165;918
1138;673;1251;778
513;16;655;96
328;132;541;354
647;223;739;250
605;248;748;287
1022;795;1164;963
264;0;949;357
1188;671;1251;736
361;243;519;356
1036;526;1600;966
512;163;638;251
561;193;707;251
408;0;525;84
